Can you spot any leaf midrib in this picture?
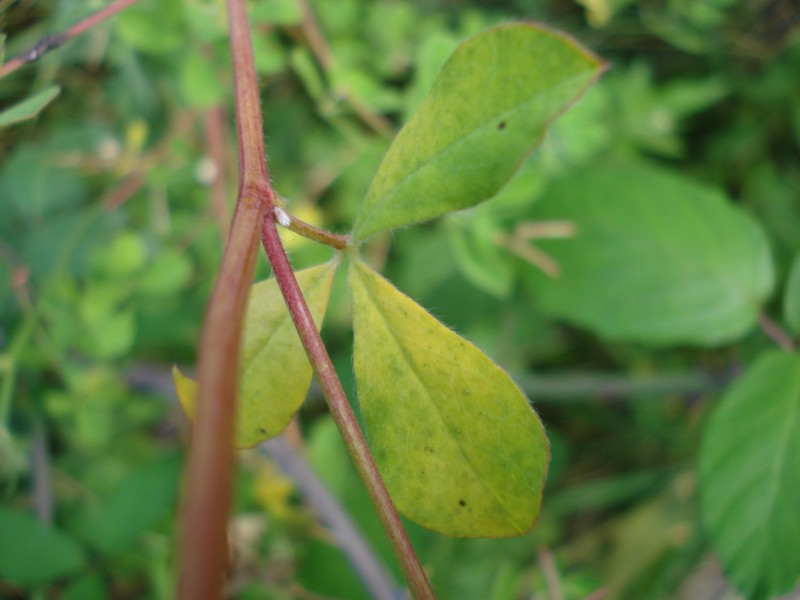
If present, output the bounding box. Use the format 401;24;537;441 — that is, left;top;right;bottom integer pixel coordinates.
355;69;596;239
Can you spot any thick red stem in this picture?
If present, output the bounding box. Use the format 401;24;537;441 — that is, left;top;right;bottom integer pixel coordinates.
176;0;273;598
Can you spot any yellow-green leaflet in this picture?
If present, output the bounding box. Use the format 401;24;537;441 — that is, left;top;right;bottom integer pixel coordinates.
348;259;548;537
174;262;336;448
351;23;603;241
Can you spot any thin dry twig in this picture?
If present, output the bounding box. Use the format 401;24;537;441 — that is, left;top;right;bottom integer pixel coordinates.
262;436;403;600
758;312;796;352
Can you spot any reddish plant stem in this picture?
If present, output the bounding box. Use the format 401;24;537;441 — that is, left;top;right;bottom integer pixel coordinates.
176;0;273;598
260;216;435;600
0;0;139;79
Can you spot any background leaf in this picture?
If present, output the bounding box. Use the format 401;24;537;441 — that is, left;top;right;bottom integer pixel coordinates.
447;215;514;298
784;251;800;335
0;86;61;128
699;351;800;599
175;263;337;447
524;164;774;346
0;508;86;586
352;23;604;241
180;53;224;109
81;454;181;553
349;259;548;537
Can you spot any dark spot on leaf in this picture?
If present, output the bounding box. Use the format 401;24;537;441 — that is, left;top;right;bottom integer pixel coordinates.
459;499;466;507
258;428;267;434
425;446;434;454
498;121;506;130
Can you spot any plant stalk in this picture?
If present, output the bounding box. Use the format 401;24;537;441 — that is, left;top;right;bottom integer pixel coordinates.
176;0;272;598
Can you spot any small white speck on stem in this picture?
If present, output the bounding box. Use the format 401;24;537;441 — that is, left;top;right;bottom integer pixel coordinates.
274;206;291;228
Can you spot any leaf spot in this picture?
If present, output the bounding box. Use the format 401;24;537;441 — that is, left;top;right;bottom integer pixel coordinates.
497;120;506;130
459;499;467;507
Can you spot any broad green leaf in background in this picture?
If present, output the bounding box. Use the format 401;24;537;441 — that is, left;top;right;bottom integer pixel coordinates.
115;0;186;55
61;574;107;600
0;146;86;225
699;351;800;599
525;164;774;346
447;216;514;298
402;30;459;120
784;251;800;334
81;454;181;553
252;33;288;76
0;86;61;128
175;263;337;447
138;249;193;296
349;260;548;537
290;47;326;103
180;53;224;109
249;0;302;26
351;23;605;241
0;507;86;585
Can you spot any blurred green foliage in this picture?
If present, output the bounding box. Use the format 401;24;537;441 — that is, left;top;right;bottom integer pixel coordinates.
1;0;799;599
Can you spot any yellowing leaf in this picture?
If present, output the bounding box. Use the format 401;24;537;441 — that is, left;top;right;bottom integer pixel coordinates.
173;365;198;420
348;260;549;537
174;263;337;447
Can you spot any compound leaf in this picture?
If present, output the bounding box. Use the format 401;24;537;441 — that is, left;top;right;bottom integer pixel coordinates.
525;164;774;346
175;262;336;447
349;259;548;537
351;23;604;241
699;351;800;599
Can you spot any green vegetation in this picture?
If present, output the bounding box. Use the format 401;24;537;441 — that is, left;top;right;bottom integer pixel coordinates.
2;1;799;599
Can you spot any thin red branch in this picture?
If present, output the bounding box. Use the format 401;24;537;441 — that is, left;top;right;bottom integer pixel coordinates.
260;218;435;600
0;0;139;79
176;0;272;598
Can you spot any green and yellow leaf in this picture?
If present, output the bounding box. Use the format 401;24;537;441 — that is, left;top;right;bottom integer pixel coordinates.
349;259;548;537
352;23;604;241
174;262;337;448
